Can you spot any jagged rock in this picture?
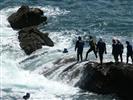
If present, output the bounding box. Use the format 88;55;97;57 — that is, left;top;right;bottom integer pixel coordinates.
76;62;133;100
42;58;133;100
18;27;54;55
8;5;47;29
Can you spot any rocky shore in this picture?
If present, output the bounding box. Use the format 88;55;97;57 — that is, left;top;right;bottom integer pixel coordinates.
76;62;133;100
42;57;133;100
7;5;133;100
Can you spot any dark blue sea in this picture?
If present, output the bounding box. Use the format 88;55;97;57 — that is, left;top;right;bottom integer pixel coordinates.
0;0;133;100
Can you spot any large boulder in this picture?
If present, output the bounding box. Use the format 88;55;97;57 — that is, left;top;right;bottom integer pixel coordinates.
18;27;54;55
76;62;133;100
8;5;47;29
42;58;133;100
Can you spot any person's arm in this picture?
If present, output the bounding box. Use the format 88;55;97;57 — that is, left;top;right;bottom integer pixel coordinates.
122;44;124;50
112;44;113;55
105;43;107;54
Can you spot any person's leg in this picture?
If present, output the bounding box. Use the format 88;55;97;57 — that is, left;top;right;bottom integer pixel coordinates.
131;54;133;64
99;53;103;65
80;53;83;61
113;55;116;62
77;53;79;62
120;53;123;63
114;55;118;63
85;48;92;60
101;53;103;64
93;49;97;58
114;54;119;63
116;54;119;63
126;54;129;64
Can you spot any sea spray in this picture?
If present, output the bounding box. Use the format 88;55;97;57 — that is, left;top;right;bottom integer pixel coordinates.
1;0;133;99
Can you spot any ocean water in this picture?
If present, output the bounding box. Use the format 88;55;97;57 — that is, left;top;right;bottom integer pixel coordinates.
0;0;133;100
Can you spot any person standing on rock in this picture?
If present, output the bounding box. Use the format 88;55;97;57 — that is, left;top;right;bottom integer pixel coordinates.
126;41;133;64
117;39;124;63
112;38;119;63
96;37;107;65
85;36;97;60
75;36;84;62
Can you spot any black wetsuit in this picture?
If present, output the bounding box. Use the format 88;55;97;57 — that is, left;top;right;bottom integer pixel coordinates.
97;41;106;64
112;43;119;63
126;44;133;64
23;93;30;100
117;42;124;62
86;39;97;60
75;40;84;61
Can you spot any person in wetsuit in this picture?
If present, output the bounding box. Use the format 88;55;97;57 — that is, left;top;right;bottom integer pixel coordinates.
117;39;124;63
75;36;84;62
126;41;133;64
97;38;107;65
85;36;97;60
63;48;68;53
112;39;119;63
23;93;30;100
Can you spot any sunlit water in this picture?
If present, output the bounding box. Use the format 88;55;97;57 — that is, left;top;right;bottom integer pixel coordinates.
0;0;133;100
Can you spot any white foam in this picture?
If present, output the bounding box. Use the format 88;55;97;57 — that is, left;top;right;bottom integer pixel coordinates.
0;5;132;100
1;59;79;95
0;7;18;37
0;6;78;100
40;5;70;17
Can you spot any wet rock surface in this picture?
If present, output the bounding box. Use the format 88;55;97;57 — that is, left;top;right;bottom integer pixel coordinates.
76;62;133;100
42;58;133;100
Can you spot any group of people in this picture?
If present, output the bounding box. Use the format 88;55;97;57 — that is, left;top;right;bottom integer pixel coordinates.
112;39;133;64
75;36;133;65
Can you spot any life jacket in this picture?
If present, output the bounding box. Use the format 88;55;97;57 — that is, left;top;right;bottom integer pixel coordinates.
89;39;96;49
